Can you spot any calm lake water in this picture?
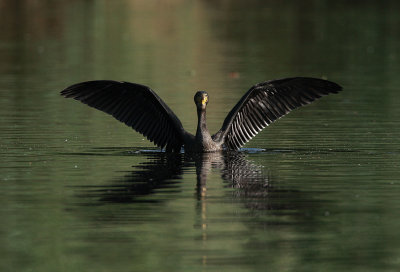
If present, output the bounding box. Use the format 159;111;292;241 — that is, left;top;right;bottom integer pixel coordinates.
1;1;400;271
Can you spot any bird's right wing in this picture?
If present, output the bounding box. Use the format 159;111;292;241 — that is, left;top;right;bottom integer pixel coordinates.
212;77;342;150
61;80;186;151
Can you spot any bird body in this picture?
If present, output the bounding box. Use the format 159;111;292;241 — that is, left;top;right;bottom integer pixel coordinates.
61;77;342;152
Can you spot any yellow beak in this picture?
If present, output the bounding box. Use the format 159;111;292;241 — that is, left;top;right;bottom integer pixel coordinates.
202;97;208;105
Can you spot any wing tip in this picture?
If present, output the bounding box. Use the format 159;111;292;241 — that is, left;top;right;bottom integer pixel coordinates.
60;88;72;98
60;82;89;98
323;79;343;94
60;80;121;98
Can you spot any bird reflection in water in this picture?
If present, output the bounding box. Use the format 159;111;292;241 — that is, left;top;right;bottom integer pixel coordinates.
77;152;186;204
74;148;331;247
75;150;277;207
192;151;270;199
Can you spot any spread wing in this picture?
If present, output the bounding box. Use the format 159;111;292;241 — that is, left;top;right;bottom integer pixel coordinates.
212;77;342;150
61;80;186;151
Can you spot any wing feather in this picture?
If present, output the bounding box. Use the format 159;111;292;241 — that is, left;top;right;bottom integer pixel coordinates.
212;77;342;150
61;80;185;151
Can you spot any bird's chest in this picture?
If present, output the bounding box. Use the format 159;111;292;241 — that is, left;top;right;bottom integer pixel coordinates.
195;133;220;152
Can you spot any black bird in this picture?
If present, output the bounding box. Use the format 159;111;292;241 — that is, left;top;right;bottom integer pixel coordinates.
61;77;342;152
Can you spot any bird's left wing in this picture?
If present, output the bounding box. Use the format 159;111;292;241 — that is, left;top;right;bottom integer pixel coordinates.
212;77;342;150
61;80;186;151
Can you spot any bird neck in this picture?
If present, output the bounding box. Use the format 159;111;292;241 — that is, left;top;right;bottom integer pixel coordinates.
196;108;211;140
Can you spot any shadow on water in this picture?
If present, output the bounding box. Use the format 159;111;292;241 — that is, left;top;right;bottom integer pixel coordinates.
71;148;332;221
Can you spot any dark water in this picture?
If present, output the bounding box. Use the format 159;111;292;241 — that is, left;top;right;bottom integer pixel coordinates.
1;1;400;271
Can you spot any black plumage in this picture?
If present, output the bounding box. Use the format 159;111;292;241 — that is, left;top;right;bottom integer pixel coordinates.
61;77;342;152
61;81;185;151
212;77;342;150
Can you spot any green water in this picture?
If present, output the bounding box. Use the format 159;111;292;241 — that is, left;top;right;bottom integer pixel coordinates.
1;1;400;271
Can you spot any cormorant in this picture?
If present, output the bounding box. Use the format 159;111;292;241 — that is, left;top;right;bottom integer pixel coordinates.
61;77;342;152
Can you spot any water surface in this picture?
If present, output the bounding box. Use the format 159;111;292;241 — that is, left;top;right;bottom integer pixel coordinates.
1;1;400;271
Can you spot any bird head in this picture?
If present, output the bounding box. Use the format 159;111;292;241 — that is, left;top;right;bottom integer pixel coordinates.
194;91;209;110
